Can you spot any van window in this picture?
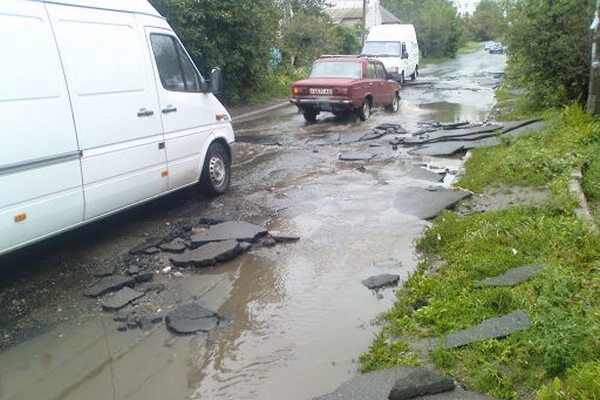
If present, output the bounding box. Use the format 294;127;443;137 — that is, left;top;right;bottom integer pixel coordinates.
367;63;376;79
151;34;201;92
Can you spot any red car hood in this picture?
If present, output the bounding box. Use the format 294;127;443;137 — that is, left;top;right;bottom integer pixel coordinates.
294;77;361;87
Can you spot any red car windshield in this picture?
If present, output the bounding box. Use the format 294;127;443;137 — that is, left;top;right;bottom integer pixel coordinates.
309;61;362;79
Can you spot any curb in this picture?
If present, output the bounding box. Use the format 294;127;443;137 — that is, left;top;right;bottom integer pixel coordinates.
232;101;291;123
569;166;599;234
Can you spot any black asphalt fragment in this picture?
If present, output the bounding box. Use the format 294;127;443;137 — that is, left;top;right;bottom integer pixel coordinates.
362;274;400;290
394;187;471;219
101;287;144;310
409;142;466;157
190;221;268;245
475;265;542;288
313;366;497;400
83;275;137;297
388;369;455;400
165;303;221;334
159;237;188;253
170;240;242;267
406;167;445;183
435;310;532;349
339;151;375;161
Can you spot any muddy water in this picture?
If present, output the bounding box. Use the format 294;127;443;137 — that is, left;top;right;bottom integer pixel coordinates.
0;50;506;400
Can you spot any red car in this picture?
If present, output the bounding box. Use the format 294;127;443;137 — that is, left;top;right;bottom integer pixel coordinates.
291;55;401;122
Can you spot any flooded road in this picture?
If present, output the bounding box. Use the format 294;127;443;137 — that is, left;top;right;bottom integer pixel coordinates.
0;50;506;400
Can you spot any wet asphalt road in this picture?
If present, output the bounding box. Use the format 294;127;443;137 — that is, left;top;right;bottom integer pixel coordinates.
0;49;506;400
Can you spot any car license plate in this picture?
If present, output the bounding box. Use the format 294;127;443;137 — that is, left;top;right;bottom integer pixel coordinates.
309;88;333;95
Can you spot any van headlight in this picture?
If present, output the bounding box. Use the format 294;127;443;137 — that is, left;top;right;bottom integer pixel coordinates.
387;67;399;74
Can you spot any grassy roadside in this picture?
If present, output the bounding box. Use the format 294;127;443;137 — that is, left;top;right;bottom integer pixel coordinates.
360;104;600;399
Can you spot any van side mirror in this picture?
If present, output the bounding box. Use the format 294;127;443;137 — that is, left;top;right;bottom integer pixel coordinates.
401;52;409;60
201;67;223;93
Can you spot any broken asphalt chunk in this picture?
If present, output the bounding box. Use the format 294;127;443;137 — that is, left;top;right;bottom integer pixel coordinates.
190;221;268;245
339;151;374;161
165;303;221;334
394;187;471;219
159;237;188;253
363;274;400;289
388;369;455;400
410;142;466;157
84;275;137;297
406;167;445;182
101;287;144;310
314;366;496;400
435;310;532;349
170;240;242;267
475;265;541;288
92;263;116;277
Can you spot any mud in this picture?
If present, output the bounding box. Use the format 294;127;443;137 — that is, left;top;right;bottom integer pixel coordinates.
456;185;549;215
0;50;506;400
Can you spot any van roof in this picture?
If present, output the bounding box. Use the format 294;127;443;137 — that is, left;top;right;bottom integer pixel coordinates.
33;0;162;17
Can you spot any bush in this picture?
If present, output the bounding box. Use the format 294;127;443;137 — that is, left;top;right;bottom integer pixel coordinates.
504;0;596;109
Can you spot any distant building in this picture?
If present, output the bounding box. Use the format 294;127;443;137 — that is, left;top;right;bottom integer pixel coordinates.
326;0;386;30
451;0;481;16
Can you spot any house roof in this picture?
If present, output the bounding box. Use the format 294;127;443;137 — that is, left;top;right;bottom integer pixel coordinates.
327;7;363;23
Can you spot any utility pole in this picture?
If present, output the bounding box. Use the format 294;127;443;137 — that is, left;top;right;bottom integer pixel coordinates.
362;0;367;46
588;0;600;115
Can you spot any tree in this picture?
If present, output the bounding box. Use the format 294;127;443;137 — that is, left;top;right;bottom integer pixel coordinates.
149;0;281;104
381;0;463;58
505;0;595;107
280;13;331;67
468;0;505;41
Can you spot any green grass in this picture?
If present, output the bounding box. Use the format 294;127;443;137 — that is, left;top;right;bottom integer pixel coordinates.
360;105;600;399
239;69;307;106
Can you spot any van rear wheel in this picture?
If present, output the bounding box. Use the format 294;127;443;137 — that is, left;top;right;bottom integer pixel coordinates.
200;142;231;195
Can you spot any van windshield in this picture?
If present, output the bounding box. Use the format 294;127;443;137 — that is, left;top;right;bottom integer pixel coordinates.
309;61;362;79
362;41;401;57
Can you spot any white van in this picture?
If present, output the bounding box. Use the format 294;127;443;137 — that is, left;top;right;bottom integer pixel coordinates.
0;0;236;256
362;24;420;84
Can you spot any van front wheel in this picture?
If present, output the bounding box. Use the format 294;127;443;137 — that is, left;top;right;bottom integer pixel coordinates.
200;142;231;195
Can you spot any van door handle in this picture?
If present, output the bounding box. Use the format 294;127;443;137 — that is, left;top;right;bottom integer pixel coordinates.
137;108;154;117
162;106;178;114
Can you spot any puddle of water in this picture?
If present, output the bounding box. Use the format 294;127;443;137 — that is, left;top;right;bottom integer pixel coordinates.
418;101;490;123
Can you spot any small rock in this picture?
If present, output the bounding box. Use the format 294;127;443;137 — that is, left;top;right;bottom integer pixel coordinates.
101;287;144;310
139;312;163;329
127;318;140;329
165;303;221;334
84;275;137;297
161;266;172;274
128;265;140;275
116;324;127;332
388;369;455;400
362;274;400;290
160;238;188;253
135;272;154;283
